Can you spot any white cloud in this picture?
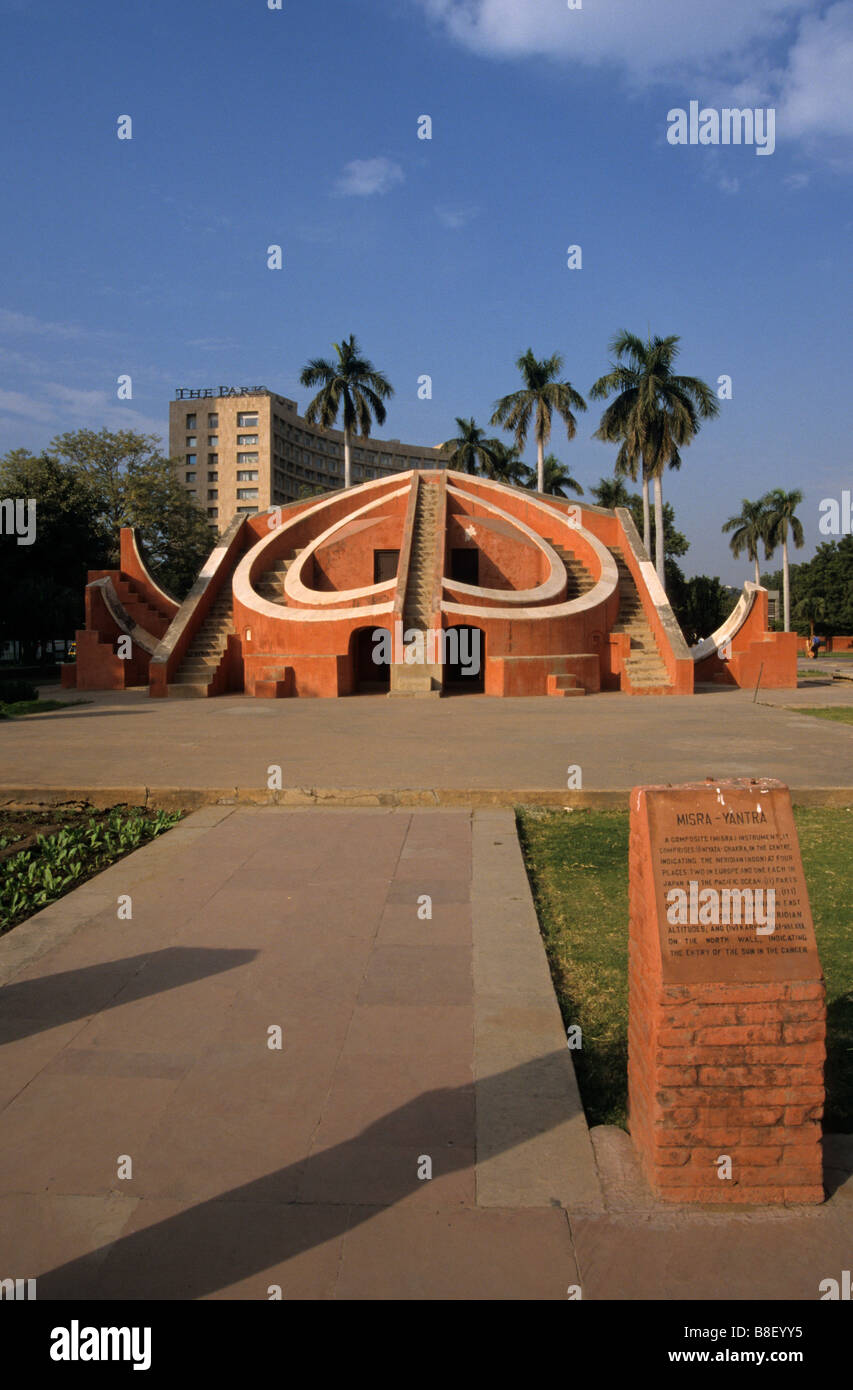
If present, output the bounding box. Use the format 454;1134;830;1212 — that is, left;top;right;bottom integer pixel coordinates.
415;0;802;78
435;204;479;228
333;157;404;197
780;3;853;138
717;175;741;195
415;0;853;156
0;389;57;423
0;307;89;340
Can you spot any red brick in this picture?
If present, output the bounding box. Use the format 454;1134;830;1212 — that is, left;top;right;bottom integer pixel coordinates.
739;1042;825;1065
736;1146;784;1165
696;1024;781;1046
657;1148;692;1166
658;1027;696;1047
739;1165;817;1186
744;1086;823;1106
658;1066;698;1085
782;1107;823;1127
787;982;824;1001
779;1002;826;1023
783;1186;825;1203
670;1106;699;1125
782;1022;825;1044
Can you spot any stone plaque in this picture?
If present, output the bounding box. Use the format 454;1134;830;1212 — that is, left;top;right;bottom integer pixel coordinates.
645;778;820;985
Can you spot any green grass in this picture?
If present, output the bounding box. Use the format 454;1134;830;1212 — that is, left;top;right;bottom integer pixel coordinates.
0;698;90;718
517;805;853;1133
0;805;183;934
790;707;853;726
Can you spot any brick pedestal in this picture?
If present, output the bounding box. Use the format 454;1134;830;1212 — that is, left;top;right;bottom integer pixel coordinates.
628;779;825;1204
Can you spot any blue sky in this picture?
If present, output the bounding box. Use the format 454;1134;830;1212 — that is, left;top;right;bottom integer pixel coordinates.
1;0;850;581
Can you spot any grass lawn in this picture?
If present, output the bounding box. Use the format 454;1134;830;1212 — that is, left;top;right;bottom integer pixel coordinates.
517;805;853;1134
0;805;183;934
0;698;90;718
790;707;853;726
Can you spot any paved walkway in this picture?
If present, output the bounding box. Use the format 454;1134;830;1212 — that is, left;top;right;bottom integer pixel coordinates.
1;808;850;1300
2;682;852;802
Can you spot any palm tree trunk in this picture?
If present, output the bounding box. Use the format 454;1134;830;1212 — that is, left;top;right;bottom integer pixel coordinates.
344;425;352;490
753;554;760;586
641;472;651;557
782;534;790;631
537;440;544;495
653;473;665;588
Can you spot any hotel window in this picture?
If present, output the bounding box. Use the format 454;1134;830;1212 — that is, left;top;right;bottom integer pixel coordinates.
208;435;219;447
208;471;218;482
237;470;258;481
186;436;197;448
237;452;259;463
185;472;197;482
236;505;257;514
237;488;259;499
237;413;258;428
208;489;218;500
208;454;218;466
207;507;219;518
237;434;258;445
186;453;197;465
186;413;197;428
207;413;218;428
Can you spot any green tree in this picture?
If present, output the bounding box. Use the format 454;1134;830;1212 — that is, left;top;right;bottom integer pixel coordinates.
673;575;736;647
722;496;773;585
0;449;110;659
590;331;719;588
590;475;632;510
491;349;587;495
47;429;213;597
539;453;584;497
300;335;394;489
764;487;805;632
440;417;501;476
481;439;529;485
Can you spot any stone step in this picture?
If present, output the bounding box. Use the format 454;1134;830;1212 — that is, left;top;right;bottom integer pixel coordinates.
168;682;210;698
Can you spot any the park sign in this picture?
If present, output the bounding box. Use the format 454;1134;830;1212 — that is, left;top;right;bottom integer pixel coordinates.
628;778;825;1204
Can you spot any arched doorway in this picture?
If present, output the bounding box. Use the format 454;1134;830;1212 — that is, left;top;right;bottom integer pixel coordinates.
444;625;484;692
352;626;391;693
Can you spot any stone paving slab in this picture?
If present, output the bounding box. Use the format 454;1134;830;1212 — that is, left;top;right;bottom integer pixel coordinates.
2;682;852;799
0;806;591;1299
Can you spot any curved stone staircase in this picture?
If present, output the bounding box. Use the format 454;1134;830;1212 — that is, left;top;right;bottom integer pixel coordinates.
170;589;236;697
254;549;304;605
610;547;670;690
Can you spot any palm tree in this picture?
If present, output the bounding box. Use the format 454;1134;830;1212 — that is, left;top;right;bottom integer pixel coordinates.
299;335;394;489
491;349;587;495
764;488;805;632
722;496;773;585
590;332;719;588
440;417;501;476
539;453;583;498
793;593;827;643
591;476;632;510
482;440;529;486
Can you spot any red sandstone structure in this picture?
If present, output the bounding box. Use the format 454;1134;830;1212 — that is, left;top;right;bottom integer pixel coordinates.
63;472;797;698
628;779;825;1204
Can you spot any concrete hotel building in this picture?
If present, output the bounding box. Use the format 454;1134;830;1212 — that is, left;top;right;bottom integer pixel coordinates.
169;386;449;527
